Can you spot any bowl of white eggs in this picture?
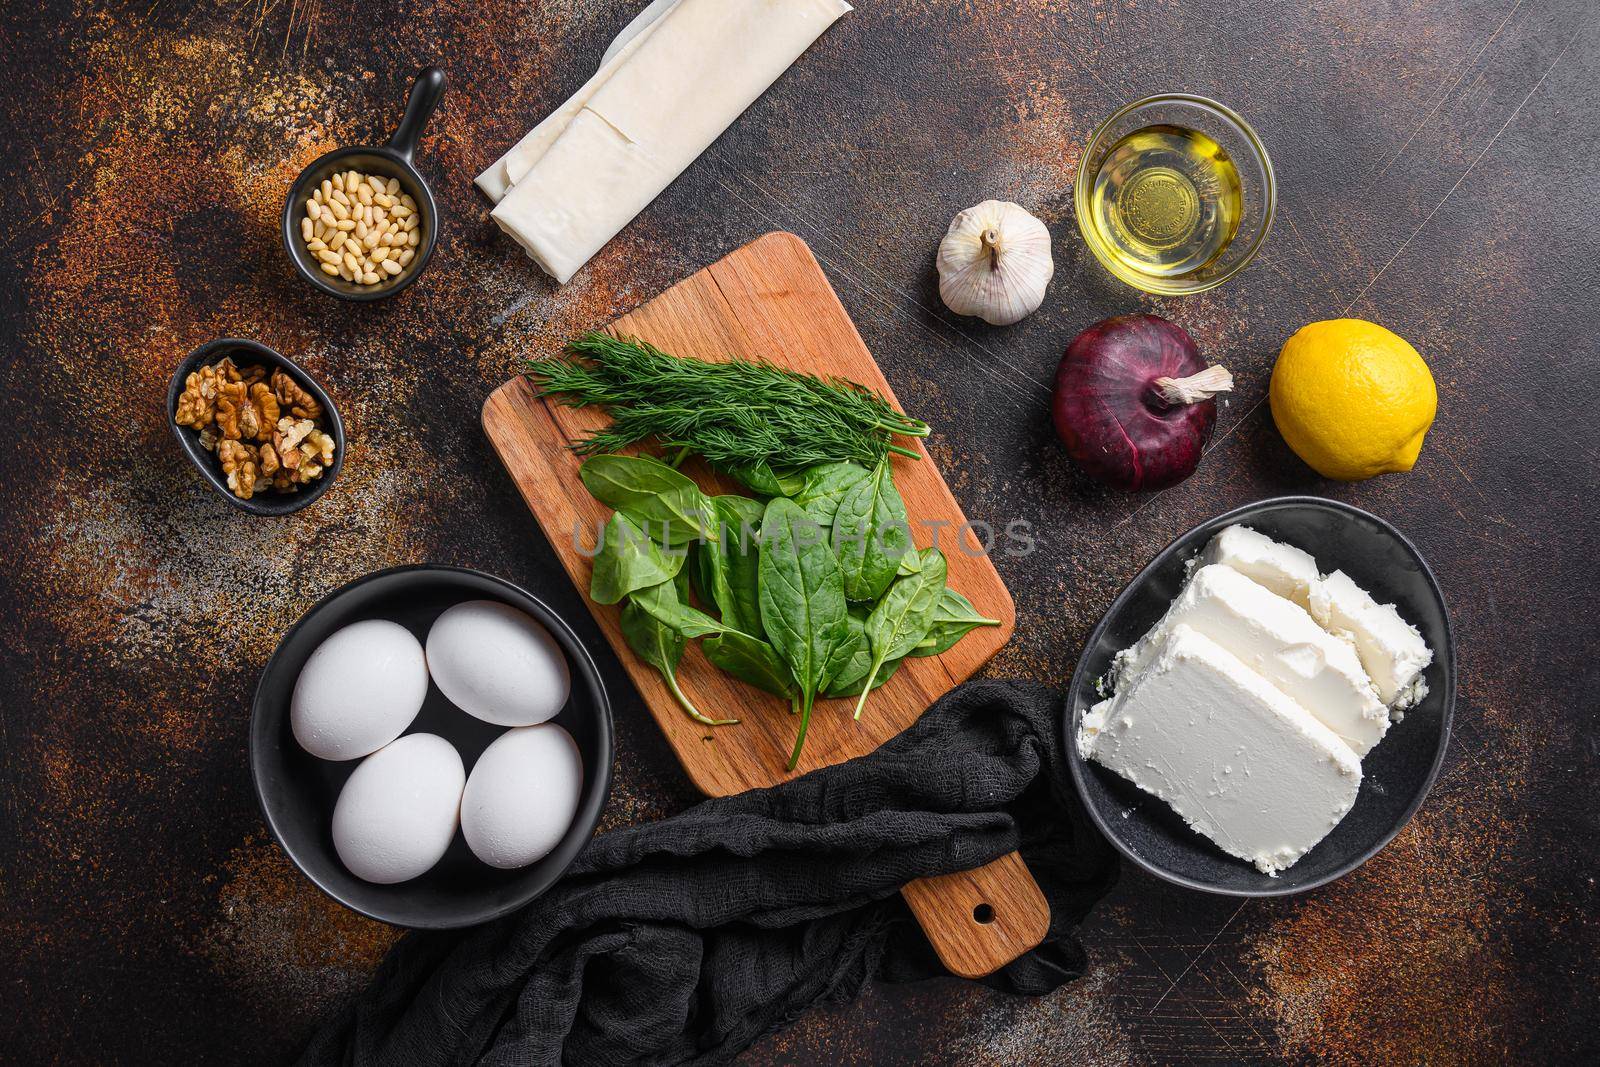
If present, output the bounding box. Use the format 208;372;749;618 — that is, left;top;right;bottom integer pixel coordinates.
249;565;613;928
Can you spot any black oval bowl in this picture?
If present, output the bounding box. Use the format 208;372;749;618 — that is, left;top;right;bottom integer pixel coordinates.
282;67;444;301
166;338;345;516
250;565;614;928
1065;496;1455;896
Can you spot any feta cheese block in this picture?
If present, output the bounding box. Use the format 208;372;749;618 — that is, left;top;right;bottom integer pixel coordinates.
1200;524;1320;609
1113;564;1390;756
1310;569;1433;707
1079;624;1363;875
486;0;852;282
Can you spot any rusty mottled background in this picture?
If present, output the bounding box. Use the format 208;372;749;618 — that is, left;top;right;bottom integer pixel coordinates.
2;0;1597;1062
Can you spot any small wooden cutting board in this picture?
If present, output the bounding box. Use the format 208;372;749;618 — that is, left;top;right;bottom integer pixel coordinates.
483;232;1048;977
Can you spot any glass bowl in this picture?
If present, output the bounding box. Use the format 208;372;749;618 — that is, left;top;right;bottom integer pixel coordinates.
1074;94;1275;296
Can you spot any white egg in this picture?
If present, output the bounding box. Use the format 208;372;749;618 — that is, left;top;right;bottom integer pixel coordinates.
426;600;571;727
292;619;429;760
332;733;465;884
460;723;583;869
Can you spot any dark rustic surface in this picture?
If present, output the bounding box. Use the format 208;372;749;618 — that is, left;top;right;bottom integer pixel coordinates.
2;0;1596;1063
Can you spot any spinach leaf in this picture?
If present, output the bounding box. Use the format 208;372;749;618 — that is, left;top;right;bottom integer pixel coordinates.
832;459;912;602
579;455;717;544
693;495;766;638
794;461;869;526
757;497;849;768
897;550;924;576
852;548;947;718
619;600;736;726
703;631;796;698
579;454;697;508
590;513;687;604
821;611;900;697
720;460;807;498
908;588;1001;657
632;579;734;639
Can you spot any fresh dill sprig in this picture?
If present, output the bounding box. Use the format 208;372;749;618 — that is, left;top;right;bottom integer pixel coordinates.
526;332;929;474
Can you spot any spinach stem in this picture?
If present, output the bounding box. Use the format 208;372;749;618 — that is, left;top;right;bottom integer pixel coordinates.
787;694;815;769
852;660;883;721
667;671;737;726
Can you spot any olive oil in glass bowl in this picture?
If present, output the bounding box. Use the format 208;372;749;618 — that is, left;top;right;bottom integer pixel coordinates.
1076;95;1274;296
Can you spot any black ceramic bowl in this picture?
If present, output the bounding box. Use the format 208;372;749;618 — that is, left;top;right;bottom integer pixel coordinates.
282;67;445;301
166;338;345;516
1065;496;1455;896
250;565;614;928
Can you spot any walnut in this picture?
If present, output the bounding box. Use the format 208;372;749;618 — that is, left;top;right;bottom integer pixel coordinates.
276;415;313;454
198;428;218;452
303;428;335;467
215;378;249;440
238;399;261;440
272;368;321;420
217;439;258;500
270;469;296;493
258;443;280;477
175;368;219;428
249;382;280;437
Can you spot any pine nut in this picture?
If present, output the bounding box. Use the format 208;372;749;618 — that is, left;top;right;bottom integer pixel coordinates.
357;184;373;205
400;194;416;209
386;177;400;194
355;220;368;239
320;179;333;200
406;229;419;247
374;193;395;208
337;262;354;281
331;172;345;192
320;262;340;277
328;231;346;252
306;238;327;252
397;248;414;265
370;246;390;263
300;217;314;241
391;204;412;219
361;231;380;251
316;249;341;265
381;259;402;275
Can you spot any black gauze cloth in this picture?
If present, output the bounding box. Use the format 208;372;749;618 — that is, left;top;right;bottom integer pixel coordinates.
300;680;1118;1066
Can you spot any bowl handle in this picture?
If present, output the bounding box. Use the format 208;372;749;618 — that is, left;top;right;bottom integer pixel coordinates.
388;67;446;162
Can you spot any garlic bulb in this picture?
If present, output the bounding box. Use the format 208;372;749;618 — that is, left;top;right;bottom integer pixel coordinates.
936;200;1054;326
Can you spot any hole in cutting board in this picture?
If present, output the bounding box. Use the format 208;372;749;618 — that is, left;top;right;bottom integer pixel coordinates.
972;903;995;924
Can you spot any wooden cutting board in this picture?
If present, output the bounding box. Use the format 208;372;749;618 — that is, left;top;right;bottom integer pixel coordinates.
482;232;1048;978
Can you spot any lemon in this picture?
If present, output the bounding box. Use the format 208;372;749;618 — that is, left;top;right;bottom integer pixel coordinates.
1269;319;1437;481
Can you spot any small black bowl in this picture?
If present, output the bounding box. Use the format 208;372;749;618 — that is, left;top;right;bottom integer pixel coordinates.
1065;496;1456;896
282;67;445;301
166;338;345;516
250;565;614;928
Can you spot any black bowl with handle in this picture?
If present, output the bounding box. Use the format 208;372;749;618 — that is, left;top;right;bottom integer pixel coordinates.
250;565;614;928
1064;496;1455;896
282;67;445;301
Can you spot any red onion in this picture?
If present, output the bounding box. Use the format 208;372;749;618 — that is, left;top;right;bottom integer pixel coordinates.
1051;314;1232;492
